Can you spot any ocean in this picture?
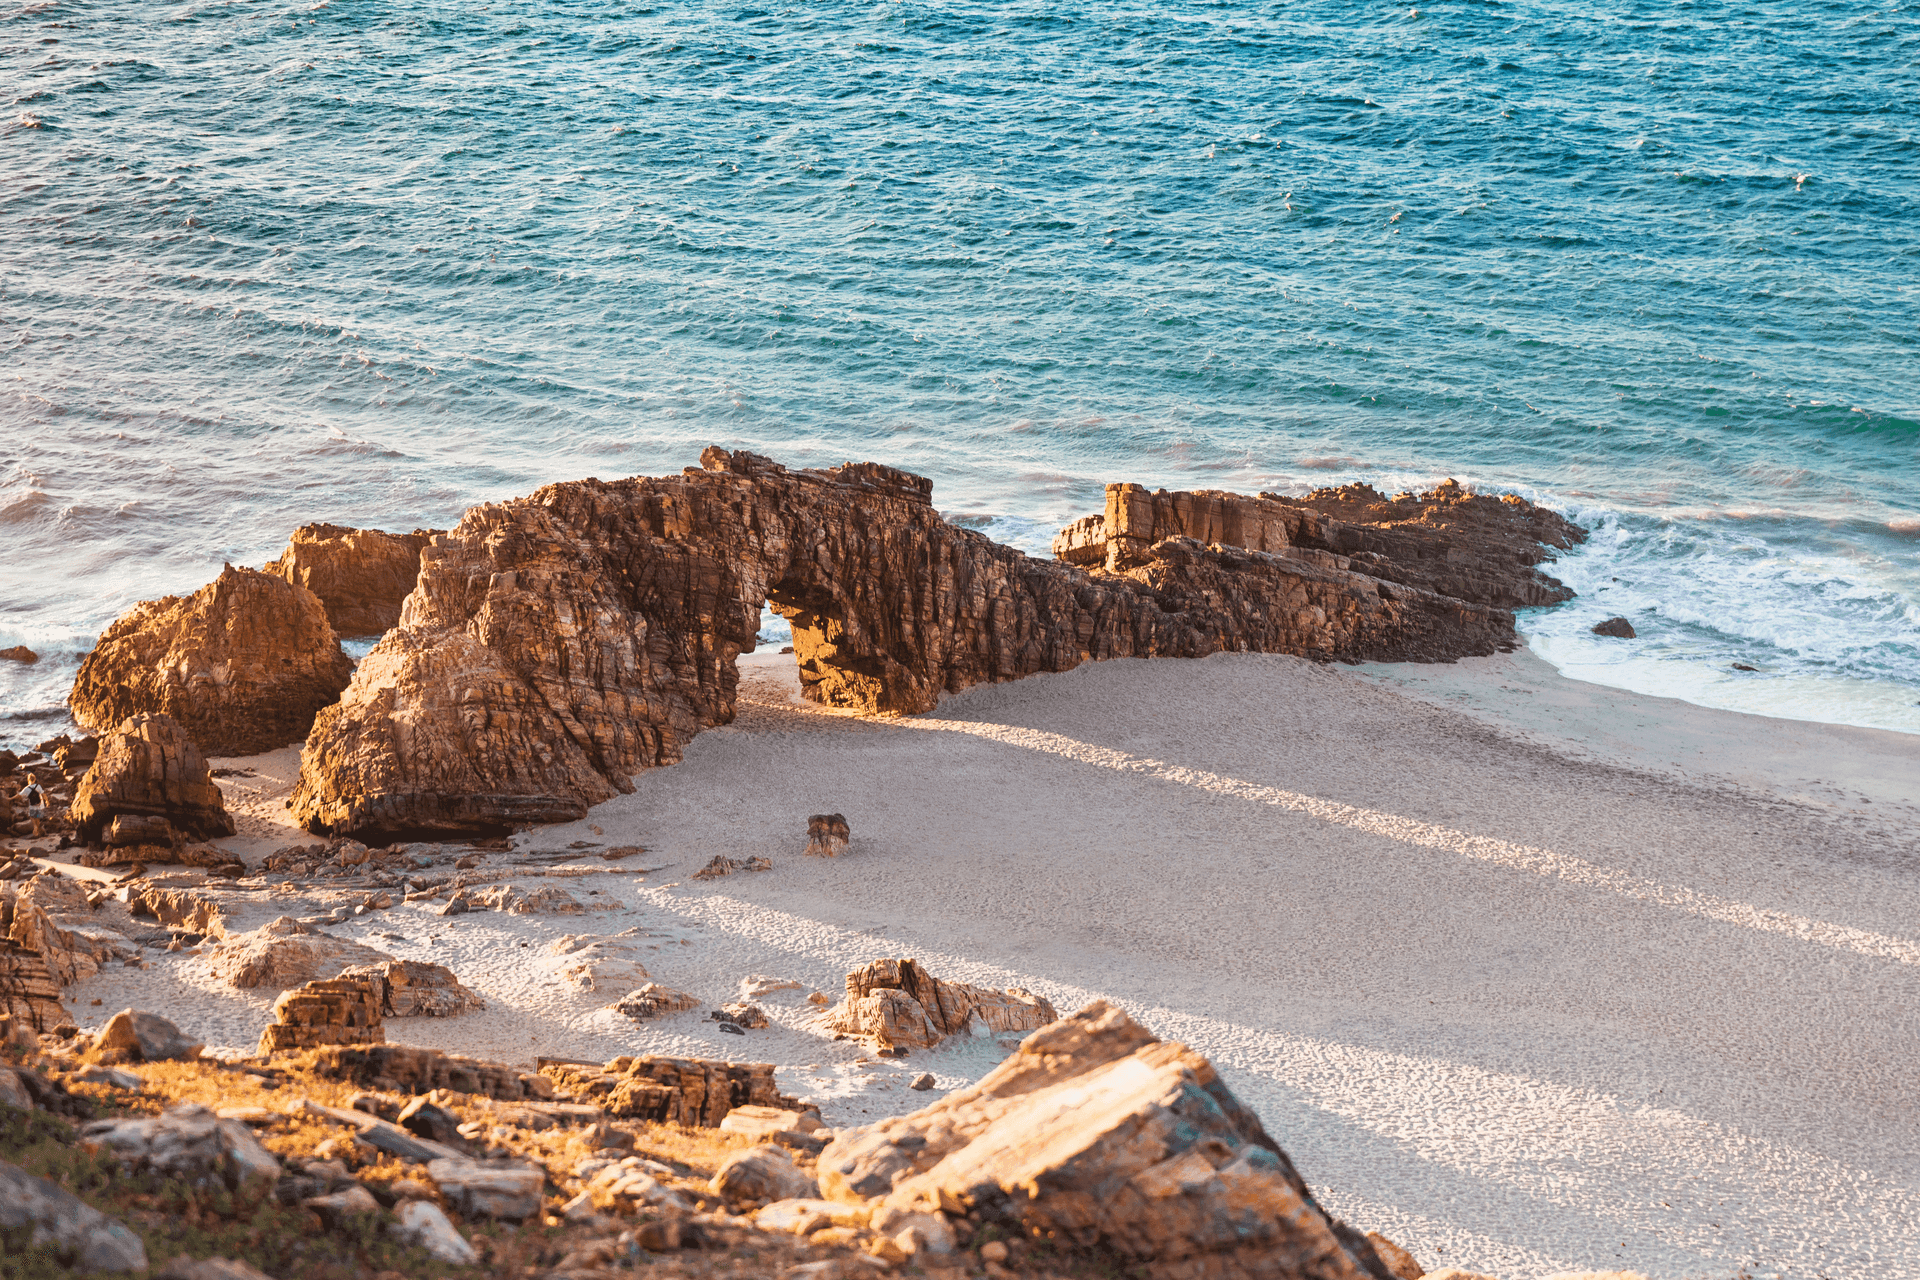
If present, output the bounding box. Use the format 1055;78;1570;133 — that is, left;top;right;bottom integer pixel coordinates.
4;0;1918;747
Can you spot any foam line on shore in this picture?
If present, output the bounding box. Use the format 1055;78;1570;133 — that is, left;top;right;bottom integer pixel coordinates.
901;719;1920;969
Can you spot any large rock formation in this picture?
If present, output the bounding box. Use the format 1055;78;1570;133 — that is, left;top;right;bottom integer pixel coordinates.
69;714;234;844
1054;479;1583;609
818;1000;1397;1280
205;916;393;991
0;941;69;1032
293;449;1576;838
70;566;354;756
267;523;439;638
823;958;1057;1052
540;1054;801;1127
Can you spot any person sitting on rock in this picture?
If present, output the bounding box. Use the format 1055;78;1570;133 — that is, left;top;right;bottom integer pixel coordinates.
21;772;47;837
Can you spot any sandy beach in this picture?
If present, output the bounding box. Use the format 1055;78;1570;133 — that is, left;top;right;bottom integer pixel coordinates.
56;647;1920;1280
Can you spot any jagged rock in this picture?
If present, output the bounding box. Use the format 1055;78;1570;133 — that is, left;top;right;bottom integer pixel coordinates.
805;813;849;858
127;884;227;936
542;1054;800;1127
1591;616;1636;639
823;958;1056;1052
68;714;234;844
711;1144;817;1203
471;883;582;914
291;449;1575;839
69;566;353;756
692;854;773;879
817;1000;1398;1280
266;523;440;638
550;933;653;993
1420;1271;1500;1280
0;1157;149;1273
426;1157;545;1219
338;959;486;1018
0;646;37;664
1366;1232;1425;1279
583;1162;692;1213
311;1043;552;1101
82;1104;281;1194
206;916;393;991
1055;479;1583;609
96;1009;202;1062
390;1198;478;1263
258;975;385;1053
612;983;700;1021
718;1002;768;1029
1;873;136;986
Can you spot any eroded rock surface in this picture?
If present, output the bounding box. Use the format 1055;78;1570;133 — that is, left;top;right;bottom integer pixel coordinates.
292;450;1577;839
541;1054;799;1127
206;916;393;991
70;566;353;756
70;713;234;844
823;957;1056;1052
338;959;486;1018
818;1000;1396;1280
267;523;440;638
0;940;69;1031
258;975;386;1052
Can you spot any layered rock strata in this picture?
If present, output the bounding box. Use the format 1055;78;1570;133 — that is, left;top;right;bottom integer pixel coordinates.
267;523;440;638
69;714;234;845
819;1000;1397;1280
259;976;385;1053
294;448;1575;838
70;566;353;756
206;916;393;991
0;941;68;1031
310;1043;553;1100
824;958;1056;1052
541;1054;800;1127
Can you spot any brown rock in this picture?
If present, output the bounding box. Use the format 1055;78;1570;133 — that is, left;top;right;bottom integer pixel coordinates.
805;813;849;858
0;646;37;664
471;883;582;914
817;1000;1398;1280
824;958;1056;1052
69;565;352;756
206;916;393;991
310;1043;548;1100
96;1009;203;1062
542;1053;800;1127
1366;1232;1425;1279
291;449;1573;839
0;942;69;1032
1;875;122;986
257;975;385;1053
1591;616;1636;639
127;885;227;937
68;714;234;844
692;854;773;879
612;983;699;1020
337;959;485;1018
266;523;439;638
711;1144;817;1203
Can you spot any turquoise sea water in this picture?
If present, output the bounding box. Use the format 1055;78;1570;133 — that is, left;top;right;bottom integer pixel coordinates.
4;0;1918;744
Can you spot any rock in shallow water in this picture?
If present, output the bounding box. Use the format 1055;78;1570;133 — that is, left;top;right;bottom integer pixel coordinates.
1591;615;1637;639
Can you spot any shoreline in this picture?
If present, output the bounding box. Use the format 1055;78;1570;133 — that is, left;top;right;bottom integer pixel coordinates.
39;643;1920;1279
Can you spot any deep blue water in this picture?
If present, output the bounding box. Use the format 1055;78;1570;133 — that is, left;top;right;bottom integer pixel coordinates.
5;0;1919;742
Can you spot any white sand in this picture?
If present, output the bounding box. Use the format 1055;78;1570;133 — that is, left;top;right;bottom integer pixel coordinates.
58;649;1920;1280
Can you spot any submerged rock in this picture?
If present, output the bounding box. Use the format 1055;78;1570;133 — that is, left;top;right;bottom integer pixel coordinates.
266;522;440;638
1591;615;1637;639
69;713;234;844
291;449;1569;839
70;565;353;756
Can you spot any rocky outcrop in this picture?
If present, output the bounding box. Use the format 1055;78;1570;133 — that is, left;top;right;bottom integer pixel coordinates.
1592;616;1636;639
69;714;234;845
70;566;353;756
1054;479;1584;610
82;1104;281;1194
0;941;69;1031
267;523;439;638
258;975;386;1052
293;449;1576;839
2;873;138;987
823;958;1056;1052
0;1158;149;1273
309;1043;553;1100
612;983;700;1021
337;959;485;1018
206;916;393;991
818;1000;1397;1280
541;1054;799;1127
96;1009;203;1062
805;814;849;858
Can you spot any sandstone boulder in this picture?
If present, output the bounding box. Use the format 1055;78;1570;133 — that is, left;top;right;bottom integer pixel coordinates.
816;1000;1398;1280
338;959;486;1018
472;883;582;914
291;449;1571;839
127;884;227;937
258;975;385;1053
823;958;1055;1052
70;565;353;756
96;1009;202;1062
805;813;849;858
711;1144;817;1203
0;1157;148;1273
692;854;773;879
426;1157;545;1220
550;934;653;993
68;713;234;844
2;874;137;986
310;1043;551;1101
206;916;393;991
541;1053;800;1127
0;942;67;1031
612;983;699;1021
266;523;439;638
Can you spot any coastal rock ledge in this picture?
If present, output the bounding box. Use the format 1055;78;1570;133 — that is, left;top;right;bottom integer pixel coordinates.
292;448;1580;840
